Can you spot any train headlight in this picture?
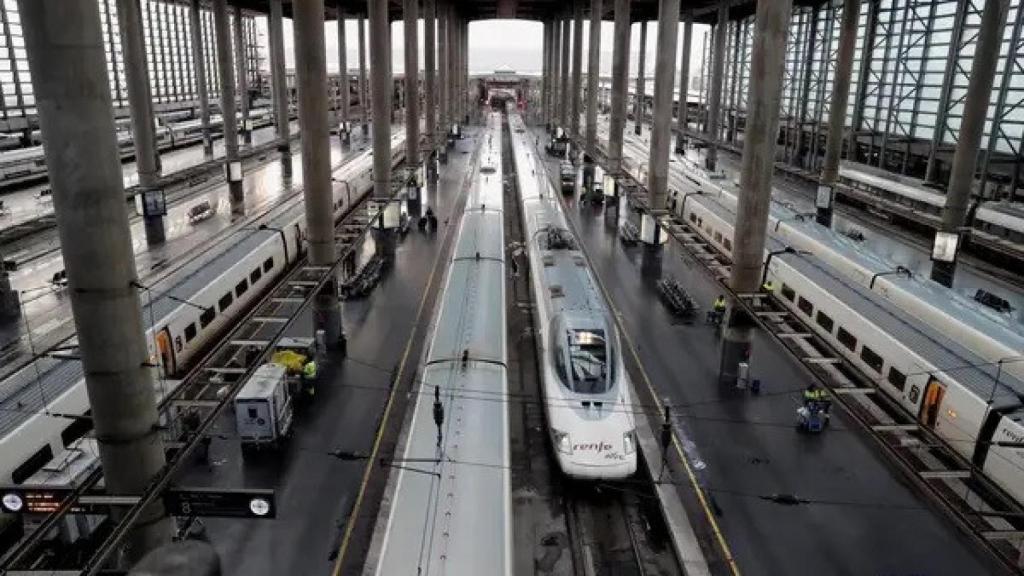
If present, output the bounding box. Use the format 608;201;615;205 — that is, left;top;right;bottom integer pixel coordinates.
623;430;636;455
552;429;573;455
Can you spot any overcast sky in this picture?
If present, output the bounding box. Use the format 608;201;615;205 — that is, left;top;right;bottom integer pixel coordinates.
260;17;711;83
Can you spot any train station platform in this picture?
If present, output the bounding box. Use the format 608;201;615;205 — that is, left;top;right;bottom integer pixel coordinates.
172;131;482;576
537;129;1002;575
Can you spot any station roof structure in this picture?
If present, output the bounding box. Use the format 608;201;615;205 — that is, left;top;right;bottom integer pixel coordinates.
229;0;827;25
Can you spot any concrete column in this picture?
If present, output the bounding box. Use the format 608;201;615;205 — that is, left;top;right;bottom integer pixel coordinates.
551;15;562;128
189;0;212;157
448;8;457;130
560;17;572;129
705;4;728;171
294;0;343;346
675;15;692;152
633;20;646;135
404;0;419;166
18;0;171;560
116;0;164;245
358;14;369;133
542;19;550;127
571;0;584;138
817;0;861;228
213;0;242;201
233;6;251;146
337;3;350;142
608;0;631;173
370;0;391;197
647;0;679;212
438;4;448;147
931;0;1011;288
269;0;290;153
424;0;437;154
719;0;792;386
585;0;601;157
463;20;470;123
453;17;462;124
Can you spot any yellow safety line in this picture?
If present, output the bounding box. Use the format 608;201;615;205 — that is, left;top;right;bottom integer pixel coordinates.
616;315;741;576
330;143;478;576
329;226;445;576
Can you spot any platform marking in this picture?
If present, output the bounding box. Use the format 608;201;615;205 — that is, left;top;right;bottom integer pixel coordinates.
330;141;478;576
537;148;741;576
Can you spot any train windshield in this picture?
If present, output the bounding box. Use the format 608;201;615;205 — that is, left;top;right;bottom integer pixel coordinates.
566;329;610;393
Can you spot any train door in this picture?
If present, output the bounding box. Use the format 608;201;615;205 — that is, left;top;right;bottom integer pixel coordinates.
155;328;175;376
919;378;945;428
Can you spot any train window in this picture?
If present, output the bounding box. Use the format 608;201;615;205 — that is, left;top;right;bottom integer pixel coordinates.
689;212;697;223
780;284;796;302
888;367;907;392
714;232;723;243
816;311;834;333
860;346;884;373
199;307;215;328
723;238;732;251
219;293;233;312
837;327;857;351
184;323;197;343
797;296;813;316
61;413;93;447
250;268;262;284
263;257;274;273
235;279;248;298
12;444;53;485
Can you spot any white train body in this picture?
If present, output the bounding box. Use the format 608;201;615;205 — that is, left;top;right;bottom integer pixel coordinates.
373;112;510;576
672;162;1024;386
0;136;405;485
668;185;1024;506
510;113;637;479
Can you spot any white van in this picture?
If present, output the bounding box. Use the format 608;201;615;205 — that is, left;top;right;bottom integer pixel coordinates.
234;363;293;451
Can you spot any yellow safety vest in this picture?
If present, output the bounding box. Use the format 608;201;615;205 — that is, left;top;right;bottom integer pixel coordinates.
303;361;317;378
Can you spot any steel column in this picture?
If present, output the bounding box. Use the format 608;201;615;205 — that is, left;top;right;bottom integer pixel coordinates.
675;15;693;152
213;0;242;201
585;0;602;157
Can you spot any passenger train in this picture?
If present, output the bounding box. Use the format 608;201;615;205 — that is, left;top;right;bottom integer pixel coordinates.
671;161;1024;387
835;162;1024;253
372;112;510;576
510;112;637;479
0;133;406;486
0;108;274;187
666;175;1024;506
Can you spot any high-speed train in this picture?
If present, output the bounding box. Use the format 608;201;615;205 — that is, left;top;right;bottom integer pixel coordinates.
836;162;1024;247
670;161;1024;387
667;176;1024;506
0;134;405;486
509;112;637;479
0;108;275;187
371;112;511;576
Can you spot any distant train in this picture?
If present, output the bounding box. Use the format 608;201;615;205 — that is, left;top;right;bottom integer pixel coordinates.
0;108;275;188
667;175;1024;507
0;134;405;487
835;162;1024;257
510;112;637;480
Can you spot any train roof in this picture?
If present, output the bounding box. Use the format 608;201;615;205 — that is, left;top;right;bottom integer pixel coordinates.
977;202;1024;235
780;252;1024;408
838;162;945;208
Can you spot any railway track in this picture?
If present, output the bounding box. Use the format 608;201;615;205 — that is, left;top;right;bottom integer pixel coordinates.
503;112;682;576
